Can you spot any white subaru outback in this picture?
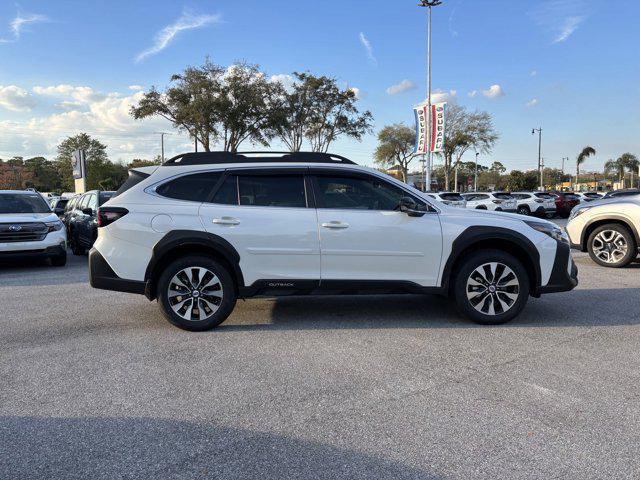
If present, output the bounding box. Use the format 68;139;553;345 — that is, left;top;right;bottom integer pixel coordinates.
89;152;578;331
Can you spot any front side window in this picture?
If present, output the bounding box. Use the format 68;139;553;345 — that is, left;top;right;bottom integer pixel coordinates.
0;193;50;214
156;172;223;202
87;194;98;210
238;175;306;208
314;174;419;211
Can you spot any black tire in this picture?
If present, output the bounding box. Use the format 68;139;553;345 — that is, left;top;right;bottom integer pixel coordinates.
50;251;67;267
157;255;237;331
453;249;530;325
476;205;487;210
517;205;530;215
587;223;636;268
70;232;85;255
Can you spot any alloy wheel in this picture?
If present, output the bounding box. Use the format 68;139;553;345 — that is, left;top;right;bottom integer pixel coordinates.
592;230;628;264
167;267;224;321
466;262;520;316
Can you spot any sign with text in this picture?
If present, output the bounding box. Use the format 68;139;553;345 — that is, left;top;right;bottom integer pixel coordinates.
413;102;447;154
72;150;86;180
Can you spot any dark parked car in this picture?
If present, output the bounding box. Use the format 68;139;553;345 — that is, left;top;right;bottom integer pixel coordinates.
48;197;69;218
546;191;581;218
66;190;115;255
603;188;640;199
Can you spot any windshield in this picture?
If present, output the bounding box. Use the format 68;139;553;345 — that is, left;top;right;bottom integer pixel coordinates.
99;191;116;205
0;193;51;214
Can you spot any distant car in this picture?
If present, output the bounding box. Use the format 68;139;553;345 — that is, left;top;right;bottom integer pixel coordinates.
0;190;67;266
546;191;581;218
461;192;517;212
603;188;640;199
48;197;69;218
66;190;115;255
425;191;466;208
567;196;640;268
575;192;603;202
511;192;557;217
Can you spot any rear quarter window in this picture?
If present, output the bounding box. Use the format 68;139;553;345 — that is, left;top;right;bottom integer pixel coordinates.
439;193;464;201
156;172;223;202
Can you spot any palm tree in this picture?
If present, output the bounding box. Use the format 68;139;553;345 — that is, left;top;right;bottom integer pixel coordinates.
620;153;639;189
576;146;596;190
605;158;625;186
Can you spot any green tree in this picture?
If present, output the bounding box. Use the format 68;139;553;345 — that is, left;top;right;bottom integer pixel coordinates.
620;152;639;188
575;146;596;188
605;157;625;185
128;156;162;169
24;156;60;192
489;161;506;173
438;104;499;190
505;170;538;191
373;123;415;182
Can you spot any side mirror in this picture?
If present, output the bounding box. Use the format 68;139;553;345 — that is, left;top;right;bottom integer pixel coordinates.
54;207;64;215
82;207;94;216
399;197;427;217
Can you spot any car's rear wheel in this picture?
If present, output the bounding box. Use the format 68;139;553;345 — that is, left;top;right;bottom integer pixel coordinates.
453;250;530;325
157;255;237;331
587;224;636;268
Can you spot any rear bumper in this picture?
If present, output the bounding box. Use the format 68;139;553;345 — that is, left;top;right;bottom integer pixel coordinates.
89;248;147;295
534;241;578;295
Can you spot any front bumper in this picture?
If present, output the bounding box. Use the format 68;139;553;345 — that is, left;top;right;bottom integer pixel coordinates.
89;248;146;295
535;241;578;295
0;244;66;261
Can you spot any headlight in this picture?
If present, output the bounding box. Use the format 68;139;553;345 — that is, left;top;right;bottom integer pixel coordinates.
524;220;568;243
568;206;591;221
45;220;64;232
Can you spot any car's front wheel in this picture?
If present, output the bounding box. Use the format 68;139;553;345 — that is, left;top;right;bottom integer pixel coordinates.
587;224;636;268
453;250;530;325
157;255;237;331
517;205;530;215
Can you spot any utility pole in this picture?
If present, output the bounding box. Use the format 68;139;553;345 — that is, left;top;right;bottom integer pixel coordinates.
154;132;172;162
532;127;543;190
419;0;442;193
474;152;479;191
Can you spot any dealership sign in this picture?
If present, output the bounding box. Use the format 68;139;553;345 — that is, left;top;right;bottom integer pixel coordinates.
413;102;447;154
72;150;86;180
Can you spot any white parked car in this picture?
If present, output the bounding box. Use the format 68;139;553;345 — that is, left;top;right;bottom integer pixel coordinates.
566;195;640;267
574;192;603;202
89;152;577;330
0;190;67;266
425;192;466;208
462;192;518;212
511;192;557;217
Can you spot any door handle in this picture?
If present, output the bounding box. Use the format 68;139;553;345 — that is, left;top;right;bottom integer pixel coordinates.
321;221;349;229
212;217;240;226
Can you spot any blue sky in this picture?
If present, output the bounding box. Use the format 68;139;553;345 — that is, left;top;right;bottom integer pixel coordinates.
0;0;638;173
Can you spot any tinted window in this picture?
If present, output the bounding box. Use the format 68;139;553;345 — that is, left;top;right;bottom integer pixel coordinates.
0;193;50;214
238;175;306;208
156;172;223;202
534;193;552;199
55;199;68;209
79;195;89;209
315;175;417;211
99;191;115;205
439;193;464;201
475;194;489;200
211;175;238;205
87;194;98;210
493;193;513;199
115;170;150;196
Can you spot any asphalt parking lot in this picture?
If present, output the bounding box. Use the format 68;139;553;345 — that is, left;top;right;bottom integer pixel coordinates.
2;219;640;479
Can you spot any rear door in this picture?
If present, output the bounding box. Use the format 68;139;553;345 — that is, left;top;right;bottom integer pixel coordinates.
199;169;320;286
78;193;98;247
311;169;442;286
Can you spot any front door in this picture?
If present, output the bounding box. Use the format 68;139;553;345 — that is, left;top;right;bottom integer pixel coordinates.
199;170;320;287
311;171;443;286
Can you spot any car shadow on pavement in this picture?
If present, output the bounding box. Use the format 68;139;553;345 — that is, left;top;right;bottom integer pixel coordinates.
217;288;640;331
0;416;437;480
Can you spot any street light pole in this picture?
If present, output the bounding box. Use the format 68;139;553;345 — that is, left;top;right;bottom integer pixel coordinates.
154;132;172;162
532;127;543;190
419;0;442;192
474;152;479;191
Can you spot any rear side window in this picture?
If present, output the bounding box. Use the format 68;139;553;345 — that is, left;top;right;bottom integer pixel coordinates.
156;172;223;202
439;193;463;201
534;193;552;199
99;192;115;205
493;193;513;199
211;175;238;205
238;175;306;208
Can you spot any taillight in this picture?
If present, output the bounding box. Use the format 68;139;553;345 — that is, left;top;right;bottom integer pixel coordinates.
97;207;128;227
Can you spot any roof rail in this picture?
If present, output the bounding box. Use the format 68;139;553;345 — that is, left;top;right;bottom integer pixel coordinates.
162;151;357;166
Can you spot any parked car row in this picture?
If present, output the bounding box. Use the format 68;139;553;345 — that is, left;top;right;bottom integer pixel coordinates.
62;190;115;255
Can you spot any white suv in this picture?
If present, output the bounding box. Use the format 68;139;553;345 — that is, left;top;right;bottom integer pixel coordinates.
566;195;640;267
0;190;67;266
512;192;557;217
425;192;466;208
462;192;518;212
89;152;578;331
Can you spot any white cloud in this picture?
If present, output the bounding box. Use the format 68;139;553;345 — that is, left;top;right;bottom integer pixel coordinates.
467;90;478;98
530;0;588;44
33;84;106;104
482;84;504;99
0;85;37;111
526;98;539;108
359;32;376;65
417;90;457;106
386;79;416;95
0;10;48;43
135;10;221;62
269;74;296;92
530;70;538;77
128;85;144;91
349;87;364;100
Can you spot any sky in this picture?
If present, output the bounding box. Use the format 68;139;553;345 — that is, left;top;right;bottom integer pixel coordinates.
0;0;638;174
